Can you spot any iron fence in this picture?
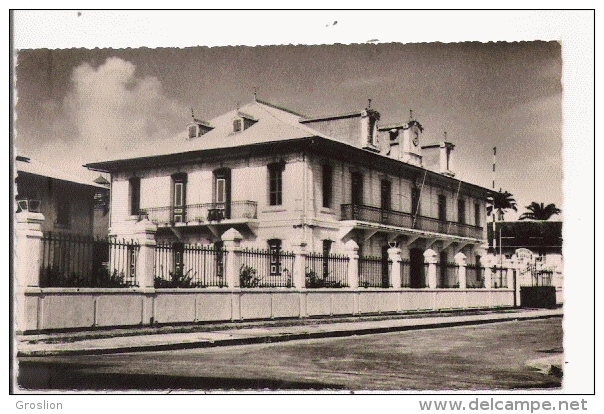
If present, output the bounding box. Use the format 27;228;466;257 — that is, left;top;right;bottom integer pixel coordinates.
400;259;411;287
305;252;349;288
465;264;485;288
358;256;391;288
491;266;509;288
40;232;139;288
240;248;295;287
436;262;459;288
154;242;226;288
522;264;554;286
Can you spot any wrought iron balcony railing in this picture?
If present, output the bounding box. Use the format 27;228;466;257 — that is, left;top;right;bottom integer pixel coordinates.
340;204;483;239
139;200;257;226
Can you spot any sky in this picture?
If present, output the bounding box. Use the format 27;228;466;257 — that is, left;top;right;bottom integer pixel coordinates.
14;40;562;220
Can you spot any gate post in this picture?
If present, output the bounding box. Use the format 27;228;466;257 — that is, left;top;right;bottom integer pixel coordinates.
15;211;45;288
388;246;402;288
292;242;307;289
15;211;45;333
424;249;438;289
222;228;243;288
454;252;467;289
344;240;359;289
481;255;496;288
133;218;157;289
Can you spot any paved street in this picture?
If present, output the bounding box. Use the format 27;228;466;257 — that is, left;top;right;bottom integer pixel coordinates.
17;317;562;391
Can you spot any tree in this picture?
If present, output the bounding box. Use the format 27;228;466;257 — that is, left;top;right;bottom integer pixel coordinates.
487;189;517;221
519;202;561;221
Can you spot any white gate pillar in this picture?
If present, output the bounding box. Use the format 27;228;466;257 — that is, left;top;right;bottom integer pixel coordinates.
388;246;402;288
454;252;467;289
481;254;497;289
222;228;243;288
344;240;359;289
133;218;157;289
424;249;438;289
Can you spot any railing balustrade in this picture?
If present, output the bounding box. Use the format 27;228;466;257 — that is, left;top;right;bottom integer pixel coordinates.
341;204;483;239
154;242;227;288
239;248;296;287
465;264;486;288
305;252;349;288
140;200;257;226
358;256;391;288
40;232;139;288
436;262;460;288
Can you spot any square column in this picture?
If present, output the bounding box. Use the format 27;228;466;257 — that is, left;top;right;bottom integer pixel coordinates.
388;247;402;288
481;255;497;289
292;242;307;289
222;228;243;288
454;252;467;289
132;219;158;289
424;249;438;289
344;240;359;289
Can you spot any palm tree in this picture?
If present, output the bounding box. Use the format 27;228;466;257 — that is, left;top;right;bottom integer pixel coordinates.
519;202;561;221
487;189;517;221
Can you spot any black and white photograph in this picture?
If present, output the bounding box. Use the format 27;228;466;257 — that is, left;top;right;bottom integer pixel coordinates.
9;8;595;404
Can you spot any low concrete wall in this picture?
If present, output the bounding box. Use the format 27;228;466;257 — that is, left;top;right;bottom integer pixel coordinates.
18;287;516;333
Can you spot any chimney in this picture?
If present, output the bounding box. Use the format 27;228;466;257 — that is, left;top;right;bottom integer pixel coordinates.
439;141;455;177
360;100;380;152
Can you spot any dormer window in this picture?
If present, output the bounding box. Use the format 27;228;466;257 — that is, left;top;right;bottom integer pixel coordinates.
233;118;242;133
187;119;213;139
232;111;258;133
188;125;197;139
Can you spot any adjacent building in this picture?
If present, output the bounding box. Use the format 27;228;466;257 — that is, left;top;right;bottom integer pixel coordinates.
85;99;491;288
16;155;110;237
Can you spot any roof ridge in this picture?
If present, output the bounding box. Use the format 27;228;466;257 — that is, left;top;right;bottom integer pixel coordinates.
255;99;306;117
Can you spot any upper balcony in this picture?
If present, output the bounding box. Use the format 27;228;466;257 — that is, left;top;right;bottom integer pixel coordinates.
139;200;258;230
340;204;483;240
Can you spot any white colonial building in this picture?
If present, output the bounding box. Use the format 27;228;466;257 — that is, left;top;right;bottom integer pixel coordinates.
86;98;490;288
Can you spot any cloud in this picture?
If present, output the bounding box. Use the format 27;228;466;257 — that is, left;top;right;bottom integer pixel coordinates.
65;57;187;159
20;57;187;172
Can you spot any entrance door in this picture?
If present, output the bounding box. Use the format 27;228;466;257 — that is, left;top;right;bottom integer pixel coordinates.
172;173;187;223
409;248;425;288
213;169;231;220
439;250;448;287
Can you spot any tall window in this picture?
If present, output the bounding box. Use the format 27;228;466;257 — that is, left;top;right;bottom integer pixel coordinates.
56;199;70;227
268;163;283;206
268;239;282;276
438;194;447;221
475;202;481;226
411;186;421;216
129;177;141;216
351;172;363;206
458;199;466;224
322;164;333;208
171;173;187;223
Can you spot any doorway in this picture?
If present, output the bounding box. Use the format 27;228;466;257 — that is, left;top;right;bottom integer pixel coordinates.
409;248;425;288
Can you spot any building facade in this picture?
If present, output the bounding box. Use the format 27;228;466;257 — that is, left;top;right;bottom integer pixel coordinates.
86;99;490;288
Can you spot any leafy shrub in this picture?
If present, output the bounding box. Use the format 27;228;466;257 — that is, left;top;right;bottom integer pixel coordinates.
41;265;132;288
239;265;261;288
305;269;343;288
154;268;199;288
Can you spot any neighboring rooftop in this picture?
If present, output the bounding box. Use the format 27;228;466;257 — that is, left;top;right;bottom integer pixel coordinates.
17;155;107;189
487;221;563;250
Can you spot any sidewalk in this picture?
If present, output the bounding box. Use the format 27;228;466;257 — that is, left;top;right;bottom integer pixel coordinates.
16;308;563;357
